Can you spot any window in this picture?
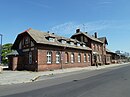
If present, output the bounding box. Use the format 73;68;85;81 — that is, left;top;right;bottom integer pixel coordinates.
56;52;61;63
98;45;100;51
19;41;22;49
49;38;55;42
92;44;94;50
83;44;86;47
88;54;91;62
107;56;110;62
94;44;97;51
78;53;81;63
24;37;29;45
70;42;74;46
29;52;32;64
71;53;74;63
65;52;69;63
77;43;80;46
47;51;52;64
84;54;87;62
99;55;102;62
100;55;102;62
61;40;66;44
94;44;96;51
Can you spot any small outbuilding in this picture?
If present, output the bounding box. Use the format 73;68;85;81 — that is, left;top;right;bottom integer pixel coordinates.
7;50;19;70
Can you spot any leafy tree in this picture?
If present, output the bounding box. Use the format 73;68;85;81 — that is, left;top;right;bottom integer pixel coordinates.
2;43;13;65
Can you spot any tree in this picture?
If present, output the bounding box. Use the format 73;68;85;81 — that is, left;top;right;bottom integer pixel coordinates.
2;43;13;65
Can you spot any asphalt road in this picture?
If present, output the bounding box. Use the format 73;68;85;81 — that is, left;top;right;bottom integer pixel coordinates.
0;64;130;97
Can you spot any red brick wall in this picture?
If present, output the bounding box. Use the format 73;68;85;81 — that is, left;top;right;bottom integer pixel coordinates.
37;46;91;71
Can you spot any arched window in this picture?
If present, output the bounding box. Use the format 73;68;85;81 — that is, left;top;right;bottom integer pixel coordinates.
65;52;69;63
84;53;87;62
78;53;81;63
56;52;61;63
71;53;74;63
47;51;52;64
29;52;32;64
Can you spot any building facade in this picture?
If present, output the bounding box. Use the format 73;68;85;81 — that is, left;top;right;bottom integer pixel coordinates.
9;28;118;71
11;28;92;71
71;29;109;65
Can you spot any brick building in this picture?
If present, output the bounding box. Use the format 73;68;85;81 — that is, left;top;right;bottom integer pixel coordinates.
11;28;92;71
71;29;109;65
9;28;116;71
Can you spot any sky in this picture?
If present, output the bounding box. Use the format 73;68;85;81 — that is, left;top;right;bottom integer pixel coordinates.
0;0;130;53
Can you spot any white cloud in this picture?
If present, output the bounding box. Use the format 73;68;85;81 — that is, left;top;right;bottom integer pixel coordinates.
49;20;130;53
50;20;130;37
50;21;110;37
50;22;77;37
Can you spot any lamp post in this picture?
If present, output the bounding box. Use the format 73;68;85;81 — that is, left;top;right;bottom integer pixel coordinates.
0;34;2;64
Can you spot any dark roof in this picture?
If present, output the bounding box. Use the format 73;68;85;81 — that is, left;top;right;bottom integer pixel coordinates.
7;50;19;56
71;32;103;43
98;37;108;45
12;28;92;51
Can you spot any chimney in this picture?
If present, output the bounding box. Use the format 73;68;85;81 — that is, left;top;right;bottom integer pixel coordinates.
76;29;80;33
94;32;97;38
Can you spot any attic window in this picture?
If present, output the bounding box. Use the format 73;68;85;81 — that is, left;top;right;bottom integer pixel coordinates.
83;44;86;47
61;40;66;44
24;37;29;45
77;43;80;46
70;42;74;46
49;37;55;42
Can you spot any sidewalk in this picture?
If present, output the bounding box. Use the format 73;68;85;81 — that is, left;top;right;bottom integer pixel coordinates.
0;63;129;85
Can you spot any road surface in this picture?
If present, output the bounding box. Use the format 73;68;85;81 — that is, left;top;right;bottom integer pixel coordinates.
0;64;130;97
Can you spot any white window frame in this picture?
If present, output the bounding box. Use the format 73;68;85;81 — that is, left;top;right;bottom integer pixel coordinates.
83;44;86;47
47;51;52;64
88;54;91;62
49;37;55;42
70;42;74;46
78;53;81;63
84;54;87;62
56;52;60;63
77;43;80;46
65;52;69;63
100;55;102;62
71;53;74;63
61;40;66;44
107;56;110;62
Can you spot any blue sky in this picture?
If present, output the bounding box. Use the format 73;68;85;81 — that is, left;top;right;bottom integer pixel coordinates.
0;0;130;52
